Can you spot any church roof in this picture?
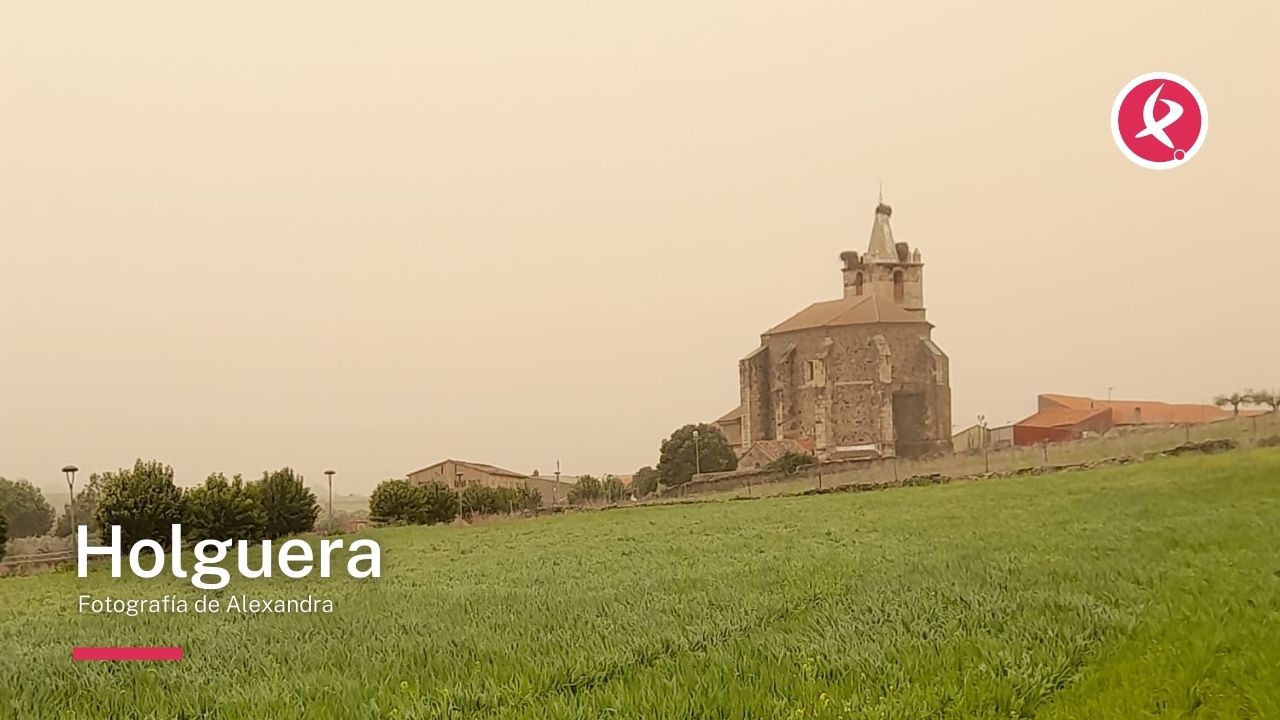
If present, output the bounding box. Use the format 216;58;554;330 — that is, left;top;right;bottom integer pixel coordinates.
864;202;899;263
764;293;927;336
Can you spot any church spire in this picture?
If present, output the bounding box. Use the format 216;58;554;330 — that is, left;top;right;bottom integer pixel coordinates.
864;199;898;263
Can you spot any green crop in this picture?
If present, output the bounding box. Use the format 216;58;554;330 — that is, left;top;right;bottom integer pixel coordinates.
2;449;1277;719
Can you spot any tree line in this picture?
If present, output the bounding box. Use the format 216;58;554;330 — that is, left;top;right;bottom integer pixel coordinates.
1;460;320;553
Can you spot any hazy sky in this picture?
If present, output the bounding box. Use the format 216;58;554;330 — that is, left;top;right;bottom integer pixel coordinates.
3;1;1277;494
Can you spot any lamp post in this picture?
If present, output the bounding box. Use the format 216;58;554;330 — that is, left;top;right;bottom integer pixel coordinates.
692;429;702;476
977;415;989;473
62;465;79;531
455;469;465;519
324;469;335;533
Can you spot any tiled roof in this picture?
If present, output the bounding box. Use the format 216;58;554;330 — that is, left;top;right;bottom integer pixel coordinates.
764;294;926;335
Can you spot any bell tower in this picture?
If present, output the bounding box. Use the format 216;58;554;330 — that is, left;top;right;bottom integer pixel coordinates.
840;201;926;320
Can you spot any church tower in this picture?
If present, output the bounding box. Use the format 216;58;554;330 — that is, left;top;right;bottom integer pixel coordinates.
838;202;926;320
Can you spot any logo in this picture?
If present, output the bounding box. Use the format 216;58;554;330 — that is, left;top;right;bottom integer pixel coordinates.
1111;72;1207;169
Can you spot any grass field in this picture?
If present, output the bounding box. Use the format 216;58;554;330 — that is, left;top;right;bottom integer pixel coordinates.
2;449;1278;719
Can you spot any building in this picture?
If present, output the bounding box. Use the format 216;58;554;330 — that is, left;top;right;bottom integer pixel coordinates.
406;459;577;506
1008;393;1235;446
716;201;952;460
951;424;991;453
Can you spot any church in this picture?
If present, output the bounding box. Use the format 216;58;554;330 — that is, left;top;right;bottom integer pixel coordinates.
715;201;952;461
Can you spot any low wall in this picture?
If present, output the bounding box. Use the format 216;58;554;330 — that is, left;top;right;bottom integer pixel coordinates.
676;411;1280;499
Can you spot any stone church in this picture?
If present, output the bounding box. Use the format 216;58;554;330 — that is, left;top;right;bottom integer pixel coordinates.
715;201;951;460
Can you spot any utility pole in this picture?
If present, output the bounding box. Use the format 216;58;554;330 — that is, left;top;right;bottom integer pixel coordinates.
554;460;561;506
324;469;335;533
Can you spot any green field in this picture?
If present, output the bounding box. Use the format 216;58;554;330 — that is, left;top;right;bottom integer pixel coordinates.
2;449;1278;719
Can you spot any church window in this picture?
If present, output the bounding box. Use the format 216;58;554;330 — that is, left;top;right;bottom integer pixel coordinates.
893;270;905;303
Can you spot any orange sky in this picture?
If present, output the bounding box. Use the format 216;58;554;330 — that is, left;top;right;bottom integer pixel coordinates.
3;1;1277;493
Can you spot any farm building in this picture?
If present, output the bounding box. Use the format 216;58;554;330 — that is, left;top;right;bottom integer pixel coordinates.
1007;393;1235;446
407;459;577;506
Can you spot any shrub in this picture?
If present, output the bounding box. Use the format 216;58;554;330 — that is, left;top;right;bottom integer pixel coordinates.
184;473;267;541
419;480;459;524
602;475;626;503
0;511;7;562
567;475;604;505
94;460;185;548
0;477;56;538
462;484;502;517
632;467;660;498
253;468;320;539
766;452;818;475
369;479;430;525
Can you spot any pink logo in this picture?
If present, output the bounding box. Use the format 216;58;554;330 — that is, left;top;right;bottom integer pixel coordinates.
1111;72;1207;169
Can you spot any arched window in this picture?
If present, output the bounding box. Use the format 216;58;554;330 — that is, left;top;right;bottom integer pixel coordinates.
853;273;864;296
892;270;905;303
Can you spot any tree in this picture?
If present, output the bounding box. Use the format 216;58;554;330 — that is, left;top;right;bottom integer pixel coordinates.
369;479;431;525
184;473;267;541
419;480;459;524
1215;392;1249;417
631;466;660;498
766;452;818;474
1245;389;1279;413
0;478;56;538
55;474;103;537
656;424;738;487
601;475;626;503
253;468;320;539
0;511;7;562
567;475;604;505
94;460;185;548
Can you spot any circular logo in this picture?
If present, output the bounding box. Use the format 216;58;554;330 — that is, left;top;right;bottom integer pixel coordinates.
1111;72;1207;170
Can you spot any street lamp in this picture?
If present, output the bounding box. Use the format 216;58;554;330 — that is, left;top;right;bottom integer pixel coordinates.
455;469;465;518
324;469;335;534
692;429;702;476
62;465;79;531
977;415;989;473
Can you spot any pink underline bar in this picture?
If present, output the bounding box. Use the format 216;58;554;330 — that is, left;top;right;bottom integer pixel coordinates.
73;646;183;661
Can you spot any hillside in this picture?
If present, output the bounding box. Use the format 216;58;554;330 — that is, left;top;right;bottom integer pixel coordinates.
2;449;1278;718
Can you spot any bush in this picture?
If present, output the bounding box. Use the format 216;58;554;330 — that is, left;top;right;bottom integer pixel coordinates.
461;485;501;517
254;468;320;539
602;475;626;503
94;460;185;548
0;511;7;562
567;475;604;505
0;477;56;538
369;479;430;525
184;473;267;541
766;452;818;474
419;480;459;524
632;467;660;498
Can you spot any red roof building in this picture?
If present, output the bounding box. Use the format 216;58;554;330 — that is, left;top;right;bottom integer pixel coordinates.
1010;393;1233;446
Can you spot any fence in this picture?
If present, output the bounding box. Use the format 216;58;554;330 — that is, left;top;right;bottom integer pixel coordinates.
0;549;76;574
